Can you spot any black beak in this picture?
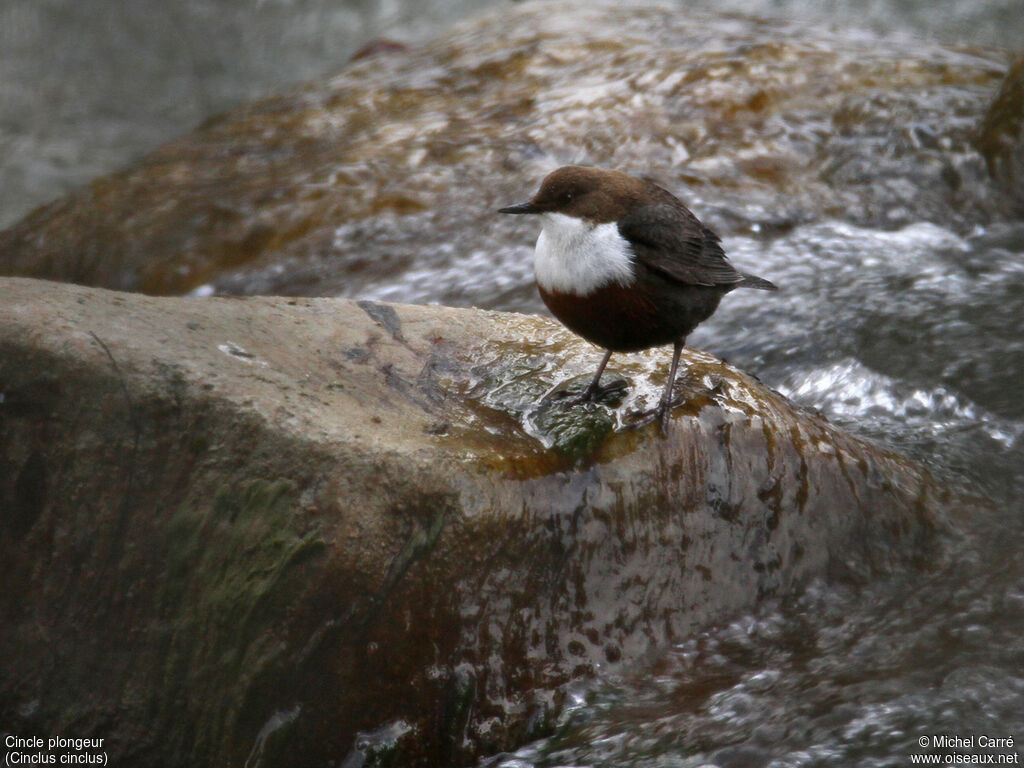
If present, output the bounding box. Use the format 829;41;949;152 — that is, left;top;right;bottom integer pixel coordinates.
497;201;540;215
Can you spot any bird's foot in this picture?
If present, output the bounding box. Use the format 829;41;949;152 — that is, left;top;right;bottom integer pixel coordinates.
545;377;628;406
626;400;673;435
626;383;691;435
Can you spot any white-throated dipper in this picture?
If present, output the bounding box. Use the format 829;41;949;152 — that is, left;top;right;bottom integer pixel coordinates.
499;165;777;432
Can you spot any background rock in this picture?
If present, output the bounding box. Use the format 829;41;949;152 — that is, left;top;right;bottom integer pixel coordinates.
0;277;975;766
976;53;1024;216
0;0;1010;300
4;0;1022;232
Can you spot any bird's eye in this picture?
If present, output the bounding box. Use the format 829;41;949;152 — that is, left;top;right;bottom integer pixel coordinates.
565;192;573;200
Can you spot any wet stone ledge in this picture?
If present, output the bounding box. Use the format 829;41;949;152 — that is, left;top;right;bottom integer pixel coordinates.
0;277;976;767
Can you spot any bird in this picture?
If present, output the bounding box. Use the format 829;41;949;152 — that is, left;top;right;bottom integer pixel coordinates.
498;165;777;433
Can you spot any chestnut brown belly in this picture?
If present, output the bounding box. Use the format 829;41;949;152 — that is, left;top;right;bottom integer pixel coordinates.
539;279;729;352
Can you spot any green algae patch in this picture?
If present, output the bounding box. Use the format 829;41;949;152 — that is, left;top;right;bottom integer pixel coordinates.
531;399;616;461
163;479;325;628
528;375;628;461
156;478;326;762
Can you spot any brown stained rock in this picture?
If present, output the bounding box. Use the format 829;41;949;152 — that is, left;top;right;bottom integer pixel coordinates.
0;1;1007;300
0;277;975;766
976;53;1024;215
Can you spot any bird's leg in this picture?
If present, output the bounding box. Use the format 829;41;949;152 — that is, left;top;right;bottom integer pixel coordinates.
656;340;685;434
580;349;613;401
629;339;686;433
549;349;615;404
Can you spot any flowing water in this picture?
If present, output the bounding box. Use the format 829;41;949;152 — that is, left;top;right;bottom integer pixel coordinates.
0;0;501;228
2;0;1021;230
3;0;1023;765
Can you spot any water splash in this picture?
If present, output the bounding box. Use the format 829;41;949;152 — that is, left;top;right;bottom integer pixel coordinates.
777;358;1024;450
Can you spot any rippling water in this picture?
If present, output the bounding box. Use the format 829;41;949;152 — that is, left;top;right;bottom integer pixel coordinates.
0;0;504;228
3;0;1021;230
481;560;1024;767
716;222;1024;489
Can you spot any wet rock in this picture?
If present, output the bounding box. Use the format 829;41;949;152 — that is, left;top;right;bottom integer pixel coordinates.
0;1;1007;302
976;53;1024;215
0;277;979;766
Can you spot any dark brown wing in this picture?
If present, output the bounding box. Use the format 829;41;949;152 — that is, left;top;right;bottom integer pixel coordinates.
616;202;744;288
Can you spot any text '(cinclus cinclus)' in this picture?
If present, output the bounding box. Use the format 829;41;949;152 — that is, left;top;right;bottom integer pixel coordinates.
499;165;777;433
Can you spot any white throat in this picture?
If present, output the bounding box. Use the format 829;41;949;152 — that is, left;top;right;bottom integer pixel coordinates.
533;212;635;296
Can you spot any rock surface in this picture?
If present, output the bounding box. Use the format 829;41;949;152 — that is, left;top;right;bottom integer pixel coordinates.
0;277;974;767
977;53;1024;216
0;0;1009;302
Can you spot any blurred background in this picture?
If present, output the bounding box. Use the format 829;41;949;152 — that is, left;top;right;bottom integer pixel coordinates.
1;0;1022;229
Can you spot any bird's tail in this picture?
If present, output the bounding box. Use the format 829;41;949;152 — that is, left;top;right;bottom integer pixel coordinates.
739;273;778;291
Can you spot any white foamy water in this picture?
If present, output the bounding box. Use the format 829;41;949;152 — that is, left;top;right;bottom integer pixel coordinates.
777;358;1024;450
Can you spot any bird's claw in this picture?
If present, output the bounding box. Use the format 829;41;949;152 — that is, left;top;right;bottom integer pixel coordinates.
546;378;627;406
625;398;676;436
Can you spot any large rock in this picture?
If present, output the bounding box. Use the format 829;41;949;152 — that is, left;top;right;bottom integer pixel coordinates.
0;277;975;766
0;0;1007;302
977;53;1024;216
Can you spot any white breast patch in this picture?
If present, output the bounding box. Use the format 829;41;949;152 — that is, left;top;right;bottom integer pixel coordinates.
533;213;636;296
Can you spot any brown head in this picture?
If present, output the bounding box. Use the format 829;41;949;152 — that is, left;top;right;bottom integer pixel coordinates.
498;166;658;223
